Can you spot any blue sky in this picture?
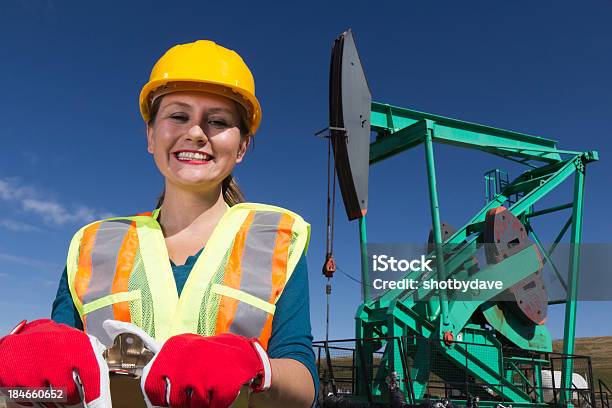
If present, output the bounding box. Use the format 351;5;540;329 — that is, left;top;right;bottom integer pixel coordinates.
0;0;611;342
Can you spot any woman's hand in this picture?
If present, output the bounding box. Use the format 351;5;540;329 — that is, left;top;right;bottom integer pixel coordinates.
0;319;111;407
140;332;271;408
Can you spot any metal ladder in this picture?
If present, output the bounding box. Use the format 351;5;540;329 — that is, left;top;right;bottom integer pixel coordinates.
484;169;523;205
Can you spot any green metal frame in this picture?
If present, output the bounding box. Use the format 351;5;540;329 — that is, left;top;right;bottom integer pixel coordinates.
352;101;598;406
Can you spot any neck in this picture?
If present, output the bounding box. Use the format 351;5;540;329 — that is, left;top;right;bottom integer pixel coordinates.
158;181;228;238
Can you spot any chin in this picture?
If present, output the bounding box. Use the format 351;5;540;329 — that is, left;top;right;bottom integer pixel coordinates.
172;176;223;190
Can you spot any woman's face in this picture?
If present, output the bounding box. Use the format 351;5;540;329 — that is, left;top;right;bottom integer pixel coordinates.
146;91;248;193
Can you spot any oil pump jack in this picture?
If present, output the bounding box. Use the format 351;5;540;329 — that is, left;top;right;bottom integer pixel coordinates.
318;30;602;408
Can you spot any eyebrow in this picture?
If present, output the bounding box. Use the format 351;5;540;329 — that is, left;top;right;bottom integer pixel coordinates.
207;107;235;115
162;101;193;110
161;103;235;115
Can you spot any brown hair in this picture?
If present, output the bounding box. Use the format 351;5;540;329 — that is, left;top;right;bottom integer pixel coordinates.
148;95;252;208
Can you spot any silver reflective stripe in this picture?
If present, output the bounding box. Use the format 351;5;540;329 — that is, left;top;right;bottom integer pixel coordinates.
83;220;131;303
83;220;131;340
231;304;270;338
86;305;115;346
229;212;281;337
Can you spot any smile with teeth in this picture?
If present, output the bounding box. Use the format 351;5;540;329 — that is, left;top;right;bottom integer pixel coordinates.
175;151;213;162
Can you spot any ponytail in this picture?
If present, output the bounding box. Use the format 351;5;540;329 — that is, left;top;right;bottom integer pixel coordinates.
222;174;245;206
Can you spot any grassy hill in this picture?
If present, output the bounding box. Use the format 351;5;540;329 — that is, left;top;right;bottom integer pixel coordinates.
552;336;612;388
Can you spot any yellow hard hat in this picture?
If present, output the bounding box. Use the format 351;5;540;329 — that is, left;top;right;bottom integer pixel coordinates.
139;40;261;135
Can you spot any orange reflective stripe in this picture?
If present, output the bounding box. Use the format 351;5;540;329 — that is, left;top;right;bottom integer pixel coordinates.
136;211;152;216
215;210;255;334
257;214;294;349
111;221;139;322
75;223;101;304
258;315;274;350
269;213;294;302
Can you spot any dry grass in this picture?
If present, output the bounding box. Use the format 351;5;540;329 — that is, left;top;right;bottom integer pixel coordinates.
552;336;612;387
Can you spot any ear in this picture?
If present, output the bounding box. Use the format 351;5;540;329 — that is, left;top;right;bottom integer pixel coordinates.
235;136;251;164
146;124;155;154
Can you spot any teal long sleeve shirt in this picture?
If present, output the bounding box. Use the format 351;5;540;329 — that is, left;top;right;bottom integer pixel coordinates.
51;249;319;405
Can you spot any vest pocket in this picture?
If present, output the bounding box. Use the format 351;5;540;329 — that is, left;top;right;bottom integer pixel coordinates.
80;290;142;346
211;284;275;339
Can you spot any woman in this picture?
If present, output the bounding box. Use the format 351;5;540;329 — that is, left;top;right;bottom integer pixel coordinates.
0;40;317;408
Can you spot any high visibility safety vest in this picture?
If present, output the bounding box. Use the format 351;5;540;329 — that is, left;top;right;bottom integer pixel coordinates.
66;202;310;350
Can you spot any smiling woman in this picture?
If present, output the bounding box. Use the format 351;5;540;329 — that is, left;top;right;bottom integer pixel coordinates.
0;40;317;408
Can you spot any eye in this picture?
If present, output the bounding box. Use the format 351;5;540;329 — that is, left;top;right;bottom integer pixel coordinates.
208;120;228;128
169;113;188;122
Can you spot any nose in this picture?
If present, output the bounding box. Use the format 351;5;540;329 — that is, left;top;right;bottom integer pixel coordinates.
186;125;208;145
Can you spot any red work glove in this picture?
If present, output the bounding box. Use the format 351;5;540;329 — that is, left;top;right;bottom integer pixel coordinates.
0;319;111;407
141;333;272;408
